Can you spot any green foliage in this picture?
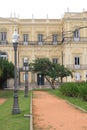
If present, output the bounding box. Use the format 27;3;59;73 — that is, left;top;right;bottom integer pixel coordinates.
60;82;87;101
0;58;14;89
60;82;79;97
29;58;52;75
78;83;87;101
29;58;72;79
59;66;73;78
0;58;14;78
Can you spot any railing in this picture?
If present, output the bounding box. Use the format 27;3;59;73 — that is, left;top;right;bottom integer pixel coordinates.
64;37;87;42
66;64;87;70
19;41;62;45
0;40;8;44
1;37;87;46
17;37;87;45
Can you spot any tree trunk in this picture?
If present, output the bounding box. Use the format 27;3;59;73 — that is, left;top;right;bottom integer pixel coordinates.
45;76;56;89
51;84;55;89
0;78;4;89
51;80;55;89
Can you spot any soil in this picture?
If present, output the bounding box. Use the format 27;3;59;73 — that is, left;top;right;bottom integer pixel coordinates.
0;98;6;104
33;91;87;130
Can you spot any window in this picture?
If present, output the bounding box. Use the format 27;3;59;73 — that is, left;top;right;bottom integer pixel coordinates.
23;34;28;45
74;29;80;41
23;57;29;66
23;73;28;81
52;34;58;44
1;32;7;41
52;58;58;64
75;73;81;81
74;57;80;69
38;34;43;44
23;34;28;42
0;52;7;60
75;57;80;65
0;32;7;44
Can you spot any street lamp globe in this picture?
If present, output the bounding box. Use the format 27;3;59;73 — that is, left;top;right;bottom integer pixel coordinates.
12;30;19;43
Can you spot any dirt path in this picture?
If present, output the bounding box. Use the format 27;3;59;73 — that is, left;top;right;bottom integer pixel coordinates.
0;98;6;104
32;91;87;130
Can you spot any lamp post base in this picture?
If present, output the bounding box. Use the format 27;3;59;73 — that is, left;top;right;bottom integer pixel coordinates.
12;95;21;115
24;85;28;97
12;108;20;115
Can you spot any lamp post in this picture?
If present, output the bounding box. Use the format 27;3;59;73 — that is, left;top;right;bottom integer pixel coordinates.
12;30;20;114
24;59;28;97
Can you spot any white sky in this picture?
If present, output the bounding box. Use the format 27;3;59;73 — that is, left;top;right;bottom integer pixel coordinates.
0;0;87;19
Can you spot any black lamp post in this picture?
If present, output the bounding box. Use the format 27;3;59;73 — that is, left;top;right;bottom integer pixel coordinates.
24;60;28;97
12;30;20;114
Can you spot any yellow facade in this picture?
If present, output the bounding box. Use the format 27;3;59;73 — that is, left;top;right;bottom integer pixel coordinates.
0;11;87;84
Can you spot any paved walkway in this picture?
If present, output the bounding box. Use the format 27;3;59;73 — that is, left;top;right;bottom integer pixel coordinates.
32;91;87;130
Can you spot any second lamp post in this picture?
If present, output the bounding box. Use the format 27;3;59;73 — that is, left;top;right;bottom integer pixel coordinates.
24;59;29;97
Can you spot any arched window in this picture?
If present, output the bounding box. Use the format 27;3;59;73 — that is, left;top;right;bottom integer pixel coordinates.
0;32;7;44
0;52;8;60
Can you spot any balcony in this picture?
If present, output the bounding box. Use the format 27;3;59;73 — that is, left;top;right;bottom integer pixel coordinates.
66;64;87;70
19;41;61;46
0;40;8;44
19;37;87;45
1;37;87;46
64;37;87;42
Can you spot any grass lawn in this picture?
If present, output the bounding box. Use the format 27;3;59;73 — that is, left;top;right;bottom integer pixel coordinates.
0;90;32;130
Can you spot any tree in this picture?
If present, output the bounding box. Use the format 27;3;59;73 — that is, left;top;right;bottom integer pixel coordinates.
29;58;73;89
58;65;73;83
0;58;14;89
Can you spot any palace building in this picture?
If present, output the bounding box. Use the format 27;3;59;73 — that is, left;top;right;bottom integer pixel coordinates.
0;11;87;85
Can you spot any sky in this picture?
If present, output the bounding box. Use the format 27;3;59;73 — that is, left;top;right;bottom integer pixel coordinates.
0;0;87;19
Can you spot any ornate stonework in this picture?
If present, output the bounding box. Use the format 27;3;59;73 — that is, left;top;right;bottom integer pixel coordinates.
0;11;87;84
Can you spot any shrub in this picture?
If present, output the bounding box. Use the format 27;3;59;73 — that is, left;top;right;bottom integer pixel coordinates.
79;85;87;101
60;82;79;97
